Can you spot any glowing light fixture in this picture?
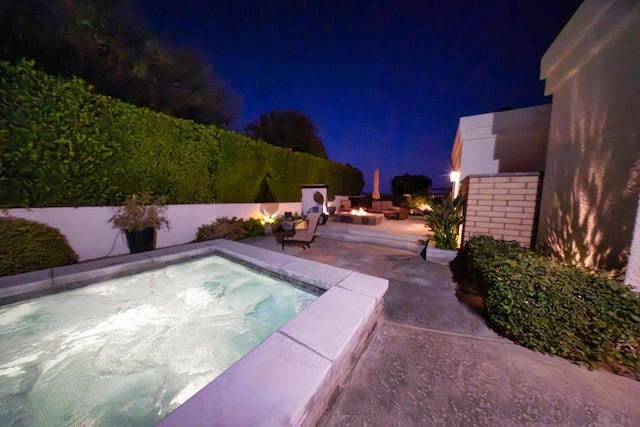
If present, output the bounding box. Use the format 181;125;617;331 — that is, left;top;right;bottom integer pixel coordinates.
260;213;278;225
450;170;461;199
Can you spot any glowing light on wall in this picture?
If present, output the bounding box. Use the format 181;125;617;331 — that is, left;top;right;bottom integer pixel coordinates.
450;170;461;199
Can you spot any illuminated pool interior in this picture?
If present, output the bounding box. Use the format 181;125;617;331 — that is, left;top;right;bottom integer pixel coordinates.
0;239;388;426
0;255;318;426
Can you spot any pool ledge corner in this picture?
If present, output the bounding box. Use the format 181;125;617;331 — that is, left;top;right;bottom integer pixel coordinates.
158;240;389;427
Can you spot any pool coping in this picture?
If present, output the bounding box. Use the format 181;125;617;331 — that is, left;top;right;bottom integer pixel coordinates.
0;239;388;426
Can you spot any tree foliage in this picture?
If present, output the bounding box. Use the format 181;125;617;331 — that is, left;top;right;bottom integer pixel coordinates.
245;109;329;159
391;173;432;196
0;0;240;126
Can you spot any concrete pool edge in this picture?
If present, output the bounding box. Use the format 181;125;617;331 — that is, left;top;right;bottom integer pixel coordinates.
0;239;389;426
158;240;388;426
0;241;218;305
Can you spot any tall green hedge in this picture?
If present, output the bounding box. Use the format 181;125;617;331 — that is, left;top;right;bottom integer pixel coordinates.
0;59;363;207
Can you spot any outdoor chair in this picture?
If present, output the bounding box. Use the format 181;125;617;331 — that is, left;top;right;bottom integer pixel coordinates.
397;206;410;220
280;212;322;250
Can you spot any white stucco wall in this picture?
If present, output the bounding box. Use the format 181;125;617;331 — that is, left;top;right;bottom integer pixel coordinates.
301;185;328;215
330;195;350;210
7;202;301;261
536;0;640;276
454;104;551;181
211;202;301;221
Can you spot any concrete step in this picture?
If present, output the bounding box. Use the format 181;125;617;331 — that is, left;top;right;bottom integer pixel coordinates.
344;228;423;243
316;226;458;264
317;230;423;252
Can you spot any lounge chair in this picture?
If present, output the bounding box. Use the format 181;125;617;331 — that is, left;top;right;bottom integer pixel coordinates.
281;212;321;250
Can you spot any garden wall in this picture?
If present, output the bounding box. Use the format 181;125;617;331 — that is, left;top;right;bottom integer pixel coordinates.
461;173;541;248
6;202;301;261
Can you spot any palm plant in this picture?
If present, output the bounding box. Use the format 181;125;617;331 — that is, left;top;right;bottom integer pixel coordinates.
424;195;465;249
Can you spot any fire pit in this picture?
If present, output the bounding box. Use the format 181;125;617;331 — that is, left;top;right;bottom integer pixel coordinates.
334;208;383;225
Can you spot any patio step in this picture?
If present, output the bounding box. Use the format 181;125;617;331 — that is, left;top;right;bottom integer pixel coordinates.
316;228;423;252
344;228;421;243
316;227;458;263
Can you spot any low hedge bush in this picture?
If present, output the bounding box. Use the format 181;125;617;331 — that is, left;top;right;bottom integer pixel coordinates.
0;217;78;276
195;217;265;242
456;235;640;379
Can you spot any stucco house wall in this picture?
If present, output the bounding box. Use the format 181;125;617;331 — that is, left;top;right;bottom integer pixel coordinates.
536;0;640;283
301;184;328;215
450;105;551;246
451;104;551;182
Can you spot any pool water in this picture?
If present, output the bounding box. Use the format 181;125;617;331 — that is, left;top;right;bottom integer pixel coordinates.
0;256;317;426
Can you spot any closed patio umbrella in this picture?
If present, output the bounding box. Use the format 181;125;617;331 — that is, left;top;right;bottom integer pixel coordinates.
372;168;381;200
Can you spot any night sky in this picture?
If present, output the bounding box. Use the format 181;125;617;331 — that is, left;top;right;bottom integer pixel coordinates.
135;0;583;193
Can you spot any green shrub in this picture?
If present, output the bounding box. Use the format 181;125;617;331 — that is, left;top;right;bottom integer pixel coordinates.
409;190;431;212
0;217;78;276
241;218;266;238
456;235;640;379
196;217;246;241
196;217;265;242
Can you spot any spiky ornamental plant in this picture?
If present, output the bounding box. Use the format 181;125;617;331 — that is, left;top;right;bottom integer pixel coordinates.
424;195;465;249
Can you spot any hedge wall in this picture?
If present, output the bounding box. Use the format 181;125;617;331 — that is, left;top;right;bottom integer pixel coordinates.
0;59;363;207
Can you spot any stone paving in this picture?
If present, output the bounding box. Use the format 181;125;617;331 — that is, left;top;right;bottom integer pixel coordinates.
244;236;640;426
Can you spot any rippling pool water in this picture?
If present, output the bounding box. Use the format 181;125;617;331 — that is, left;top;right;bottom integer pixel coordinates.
0;255;317;426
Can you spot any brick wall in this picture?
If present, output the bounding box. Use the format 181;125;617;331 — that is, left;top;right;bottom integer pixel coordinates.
462;173;541;248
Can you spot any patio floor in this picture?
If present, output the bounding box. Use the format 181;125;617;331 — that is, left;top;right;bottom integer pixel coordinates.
243;226;640;426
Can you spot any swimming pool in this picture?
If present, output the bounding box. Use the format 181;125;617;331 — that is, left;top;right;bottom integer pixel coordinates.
0;239;388;426
0;254;318;426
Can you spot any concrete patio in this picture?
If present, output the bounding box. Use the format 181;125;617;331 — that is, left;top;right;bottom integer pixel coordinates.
243;223;640;426
255;214;438;256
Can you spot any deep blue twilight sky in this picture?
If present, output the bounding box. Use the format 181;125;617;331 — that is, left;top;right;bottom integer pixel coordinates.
135;0;583;193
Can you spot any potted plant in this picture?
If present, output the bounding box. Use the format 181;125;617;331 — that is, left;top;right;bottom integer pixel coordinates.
313;191;329;225
423;195;465;250
109;192;171;253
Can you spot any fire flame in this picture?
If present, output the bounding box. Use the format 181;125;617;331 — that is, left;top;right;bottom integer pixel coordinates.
350;207;367;216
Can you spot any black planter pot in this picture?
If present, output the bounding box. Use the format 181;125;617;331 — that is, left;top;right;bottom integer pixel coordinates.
124;227;156;253
319;213;329;225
